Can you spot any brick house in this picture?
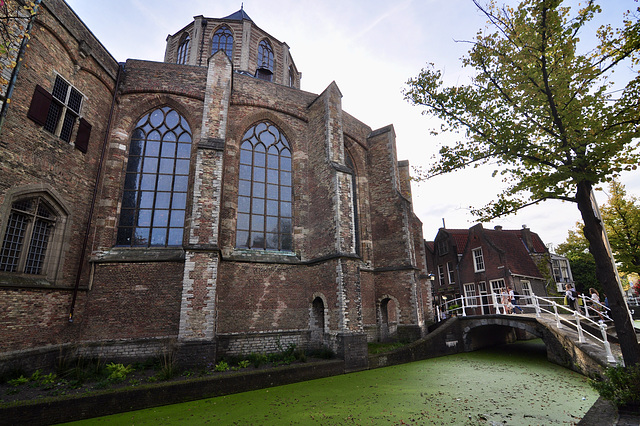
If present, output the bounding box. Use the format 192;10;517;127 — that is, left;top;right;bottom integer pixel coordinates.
427;224;551;315
0;0;431;372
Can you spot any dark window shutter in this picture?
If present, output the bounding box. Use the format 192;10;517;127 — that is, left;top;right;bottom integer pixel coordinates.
75;118;91;153
27;85;53;126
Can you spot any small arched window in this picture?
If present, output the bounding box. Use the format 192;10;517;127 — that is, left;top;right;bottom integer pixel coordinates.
176;34;190;65
116;107;192;247
211;25;233;58
236;121;292;251
256;39;274;82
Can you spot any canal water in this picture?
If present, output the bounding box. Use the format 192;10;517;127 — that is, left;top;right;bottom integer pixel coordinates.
68;339;598;425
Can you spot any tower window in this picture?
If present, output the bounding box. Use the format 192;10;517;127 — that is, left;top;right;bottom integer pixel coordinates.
236;121;292;251
211;25;233;58
176;34;190;65
256;39;274;82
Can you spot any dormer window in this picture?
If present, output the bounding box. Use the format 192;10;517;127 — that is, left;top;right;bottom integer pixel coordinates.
256;39;274;82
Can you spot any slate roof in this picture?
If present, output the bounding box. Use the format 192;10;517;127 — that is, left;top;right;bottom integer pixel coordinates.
222;7;253;21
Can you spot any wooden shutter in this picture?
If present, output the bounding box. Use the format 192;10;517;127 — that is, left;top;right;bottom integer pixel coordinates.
74;118;91;153
26;85;53;126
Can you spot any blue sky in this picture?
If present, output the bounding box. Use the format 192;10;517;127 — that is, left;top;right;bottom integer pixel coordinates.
64;0;639;248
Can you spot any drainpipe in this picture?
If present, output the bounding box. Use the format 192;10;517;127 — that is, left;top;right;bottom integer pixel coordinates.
68;63;123;322
0;0;42;131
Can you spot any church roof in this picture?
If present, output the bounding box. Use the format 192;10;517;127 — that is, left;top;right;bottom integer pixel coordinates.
222;7;252;21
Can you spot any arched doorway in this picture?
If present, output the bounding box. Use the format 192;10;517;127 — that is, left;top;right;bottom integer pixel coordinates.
310;296;326;348
378;296;399;342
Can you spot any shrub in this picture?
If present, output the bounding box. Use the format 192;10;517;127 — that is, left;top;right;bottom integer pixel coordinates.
105;363;134;383
7;376;28;387
214;361;229;372
590;364;640;407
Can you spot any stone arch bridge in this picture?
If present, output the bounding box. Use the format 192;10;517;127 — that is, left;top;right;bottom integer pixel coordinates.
368;314;622;377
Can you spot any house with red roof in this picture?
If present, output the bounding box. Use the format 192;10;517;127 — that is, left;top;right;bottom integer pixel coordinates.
427;223;552;315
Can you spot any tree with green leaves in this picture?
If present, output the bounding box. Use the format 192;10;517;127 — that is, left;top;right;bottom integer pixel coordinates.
556;225;600;294
405;0;640;365
601;181;640;275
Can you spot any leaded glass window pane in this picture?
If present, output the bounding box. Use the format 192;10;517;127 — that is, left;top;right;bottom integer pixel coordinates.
211;26;234;58
235;121;292;252
176;34;190;65
116;107;192;247
0;198;55;275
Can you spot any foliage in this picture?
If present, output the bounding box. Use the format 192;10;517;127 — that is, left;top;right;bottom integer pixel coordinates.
237;360;251;369
404;0;640;365
214;361;229;372
105;363;134;383
601;181;640;274
7;375;28;387
0;0;37;88
590;364;640;407
556;224;600;293
404;1;640;218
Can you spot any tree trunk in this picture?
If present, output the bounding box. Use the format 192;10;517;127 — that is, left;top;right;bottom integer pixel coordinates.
576;181;639;366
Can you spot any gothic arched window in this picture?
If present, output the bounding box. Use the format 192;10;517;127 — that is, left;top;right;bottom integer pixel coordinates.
116;107;192;247
236;121;292;251
345;152;360;255
256;39;274;82
211;25;233;58
176;34;190;65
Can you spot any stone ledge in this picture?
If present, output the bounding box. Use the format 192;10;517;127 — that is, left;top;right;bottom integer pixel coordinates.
90;248;185;263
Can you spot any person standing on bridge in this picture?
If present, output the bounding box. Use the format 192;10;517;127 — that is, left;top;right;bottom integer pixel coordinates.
508;286;523;314
589;288;605;321
565;284;580;313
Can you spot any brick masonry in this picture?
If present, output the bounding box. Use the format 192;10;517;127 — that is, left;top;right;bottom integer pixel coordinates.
0;0;432;371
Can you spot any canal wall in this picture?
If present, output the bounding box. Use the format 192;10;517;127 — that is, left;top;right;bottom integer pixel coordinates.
0;360;344;426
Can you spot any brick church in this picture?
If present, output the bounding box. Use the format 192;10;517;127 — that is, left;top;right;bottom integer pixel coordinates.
0;0;432;371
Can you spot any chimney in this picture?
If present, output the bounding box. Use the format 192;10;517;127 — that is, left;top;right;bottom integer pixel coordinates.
521;225;533;252
494;225;502;231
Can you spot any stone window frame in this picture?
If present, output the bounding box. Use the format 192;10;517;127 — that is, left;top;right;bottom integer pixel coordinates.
115;106;193;248
211;24;234;59
0;186;70;288
235;120;293;253
472;247;485;272
176;33;190;65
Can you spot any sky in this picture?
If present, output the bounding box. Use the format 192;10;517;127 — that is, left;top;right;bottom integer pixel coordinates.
64;0;639;250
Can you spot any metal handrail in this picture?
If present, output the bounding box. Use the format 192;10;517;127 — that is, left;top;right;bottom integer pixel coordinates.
436;292;618;364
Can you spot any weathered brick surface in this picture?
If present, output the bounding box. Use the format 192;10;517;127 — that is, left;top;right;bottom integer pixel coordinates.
0;1;432;372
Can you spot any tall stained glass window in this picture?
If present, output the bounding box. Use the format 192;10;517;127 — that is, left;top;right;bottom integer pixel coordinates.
236;121;292;251
116;107;192;247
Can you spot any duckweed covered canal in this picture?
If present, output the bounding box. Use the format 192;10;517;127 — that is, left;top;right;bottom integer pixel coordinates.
70;339;598;425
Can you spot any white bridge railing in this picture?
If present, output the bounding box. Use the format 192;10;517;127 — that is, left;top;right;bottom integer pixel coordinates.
436;292;617;364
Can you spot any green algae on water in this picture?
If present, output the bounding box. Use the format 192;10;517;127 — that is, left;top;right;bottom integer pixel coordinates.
65;339;598;425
